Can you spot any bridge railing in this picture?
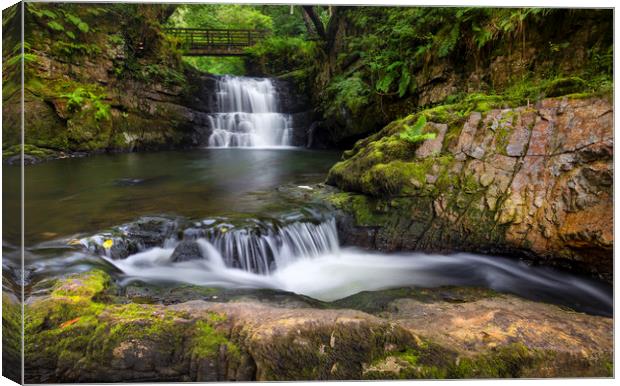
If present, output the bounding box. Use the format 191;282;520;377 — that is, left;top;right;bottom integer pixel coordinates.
164;28;270;55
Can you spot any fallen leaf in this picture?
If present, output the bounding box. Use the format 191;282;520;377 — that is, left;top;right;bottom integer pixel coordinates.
60;317;81;329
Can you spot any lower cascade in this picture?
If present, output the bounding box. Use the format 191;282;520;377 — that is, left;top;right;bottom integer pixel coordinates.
207;76;293;148
84;216;612;316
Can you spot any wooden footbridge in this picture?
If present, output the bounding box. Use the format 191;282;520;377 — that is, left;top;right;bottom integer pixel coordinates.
164;28;269;56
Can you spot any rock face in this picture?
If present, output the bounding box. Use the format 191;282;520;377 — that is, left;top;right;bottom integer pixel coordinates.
2;4;215;161
24;271;612;382
326;96;613;280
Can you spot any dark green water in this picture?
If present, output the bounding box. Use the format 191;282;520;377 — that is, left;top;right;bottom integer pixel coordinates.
3;148;340;247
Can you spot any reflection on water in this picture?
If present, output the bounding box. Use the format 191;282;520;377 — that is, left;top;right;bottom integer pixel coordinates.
3;148;340;246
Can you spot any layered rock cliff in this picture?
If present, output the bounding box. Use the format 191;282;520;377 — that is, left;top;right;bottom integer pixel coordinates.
2;3;215;162
326;95;613;280
2;3;314;163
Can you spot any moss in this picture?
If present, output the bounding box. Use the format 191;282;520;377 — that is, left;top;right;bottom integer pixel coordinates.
2;143;60;159
191;318;239;360
349;195;380;226
363;338;455;380
365;341;553;380
25;270;239;379
325;192;354;208
51;269;110;300
544;76;587;97
2;292;22;382
365;161;426;195
604;360;613;376
327;192;387;227
449;343;544;378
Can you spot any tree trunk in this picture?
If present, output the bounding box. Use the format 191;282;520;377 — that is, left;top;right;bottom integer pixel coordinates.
302;6;326;40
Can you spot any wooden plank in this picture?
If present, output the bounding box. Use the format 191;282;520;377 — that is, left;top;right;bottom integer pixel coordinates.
163;27;271;56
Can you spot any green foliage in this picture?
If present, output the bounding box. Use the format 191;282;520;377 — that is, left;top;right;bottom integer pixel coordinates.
167;4;310;75
60;87;111;121
258;5;308;37
399;116;436;144
4;42;38;67
169;4;272;31
184;57;245;76
29;3;94;39
65;13;89;32
325;7;599;108
246;36;316;76
138;63;186;86
51;40;101;58
47;21;64;31
324;74;371;117
167;4;270;74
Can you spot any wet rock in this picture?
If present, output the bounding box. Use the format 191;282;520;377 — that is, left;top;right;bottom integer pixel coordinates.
24;271;613;382
123;216;181;249
170;241;203;263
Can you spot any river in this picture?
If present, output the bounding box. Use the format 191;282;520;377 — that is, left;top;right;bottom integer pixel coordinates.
2;76;612;317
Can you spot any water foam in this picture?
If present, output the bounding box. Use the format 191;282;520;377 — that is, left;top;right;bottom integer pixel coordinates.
103;218;612;316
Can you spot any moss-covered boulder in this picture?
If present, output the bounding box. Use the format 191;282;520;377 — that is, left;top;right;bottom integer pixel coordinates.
326;96;613;280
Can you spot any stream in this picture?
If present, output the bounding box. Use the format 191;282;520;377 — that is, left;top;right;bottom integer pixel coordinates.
3;76;612;317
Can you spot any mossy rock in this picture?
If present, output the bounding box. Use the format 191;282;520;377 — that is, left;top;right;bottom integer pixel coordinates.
544;77;588;97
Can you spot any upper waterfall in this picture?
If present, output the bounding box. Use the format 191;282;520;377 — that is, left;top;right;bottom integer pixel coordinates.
207;76;293;148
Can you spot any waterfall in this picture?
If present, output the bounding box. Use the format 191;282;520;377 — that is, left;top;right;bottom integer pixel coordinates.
94;217;340;275
207;76;293;148
207;218;339;274
97;217;613;316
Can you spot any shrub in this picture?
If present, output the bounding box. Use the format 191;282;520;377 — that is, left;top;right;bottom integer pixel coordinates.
245;36;316;75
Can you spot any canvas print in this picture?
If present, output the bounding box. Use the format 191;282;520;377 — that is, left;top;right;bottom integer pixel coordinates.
1;1;614;383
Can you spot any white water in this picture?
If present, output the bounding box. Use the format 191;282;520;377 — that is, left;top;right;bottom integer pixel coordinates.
207;76;293;148
104;218;612;316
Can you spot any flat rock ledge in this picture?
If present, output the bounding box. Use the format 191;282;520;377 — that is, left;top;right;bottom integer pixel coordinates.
20;270;612;382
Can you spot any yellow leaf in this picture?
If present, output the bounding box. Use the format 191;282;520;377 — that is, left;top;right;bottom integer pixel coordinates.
102;239;113;249
220;227;228;233
60;317;81;329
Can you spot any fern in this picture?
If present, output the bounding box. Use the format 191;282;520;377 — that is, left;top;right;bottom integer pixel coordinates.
376;71;396;93
398;68;411;97
399;116;436;144
47;21;64;31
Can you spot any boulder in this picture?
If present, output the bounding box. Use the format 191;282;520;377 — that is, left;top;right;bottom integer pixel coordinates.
23;271;613;382
326;97;613;281
170;241;204;263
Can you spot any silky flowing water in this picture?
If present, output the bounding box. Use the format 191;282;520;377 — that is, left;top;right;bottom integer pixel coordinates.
3;77;612;317
207;76;293;147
